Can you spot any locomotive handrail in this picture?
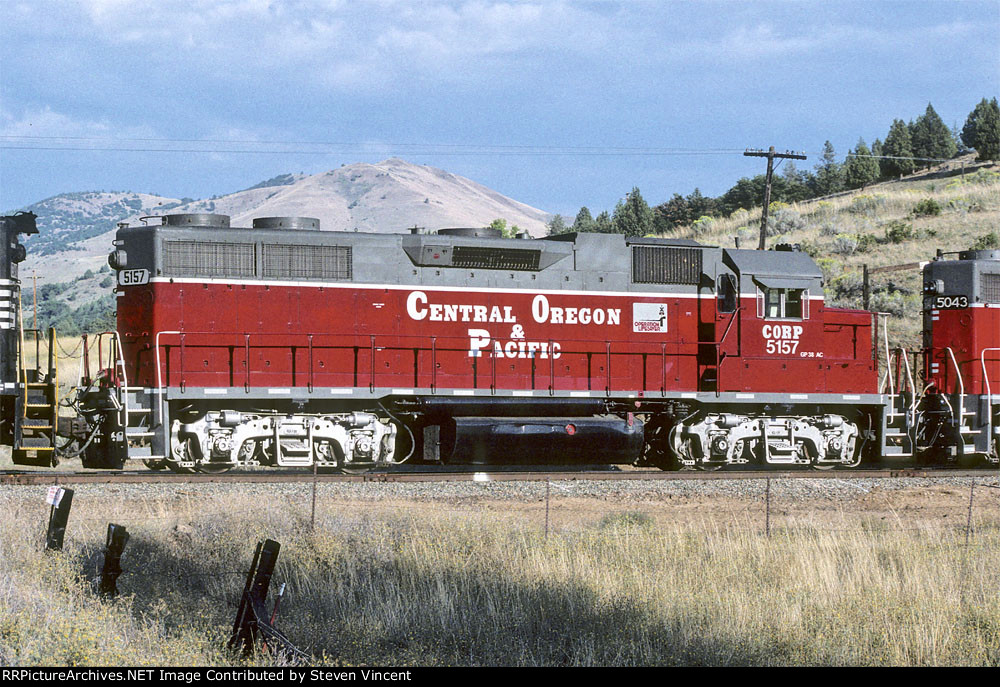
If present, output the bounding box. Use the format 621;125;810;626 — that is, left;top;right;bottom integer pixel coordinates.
983;348;1000;400
148;322;865;401
714;306;742;395
154;330;182;429
943;346;965;426
114;331;129;431
881;314;894;396
898;348;917;427
983;348;1000;453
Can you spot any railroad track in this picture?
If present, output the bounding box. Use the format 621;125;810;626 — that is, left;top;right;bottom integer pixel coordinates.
2;467;998;486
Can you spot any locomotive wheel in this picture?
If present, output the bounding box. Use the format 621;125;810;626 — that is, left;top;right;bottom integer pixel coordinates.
196;461;233;474
165;438;199;474
339;464;375;475
143;459;168;471
642;419;681;470
696;461;725;471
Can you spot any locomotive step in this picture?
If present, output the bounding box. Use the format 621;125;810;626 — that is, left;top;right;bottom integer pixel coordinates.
18;437;54;448
19;420;53;429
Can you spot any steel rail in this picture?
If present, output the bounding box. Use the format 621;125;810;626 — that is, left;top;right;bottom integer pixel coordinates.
2;467;997;486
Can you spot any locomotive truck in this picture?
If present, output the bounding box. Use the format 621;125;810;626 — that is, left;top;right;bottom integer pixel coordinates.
1;211;998;472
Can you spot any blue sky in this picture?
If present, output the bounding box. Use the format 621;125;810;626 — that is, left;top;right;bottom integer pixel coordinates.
1;0;997;217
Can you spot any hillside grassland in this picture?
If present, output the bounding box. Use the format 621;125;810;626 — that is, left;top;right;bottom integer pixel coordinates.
670;165;1000;349
1;485;999;666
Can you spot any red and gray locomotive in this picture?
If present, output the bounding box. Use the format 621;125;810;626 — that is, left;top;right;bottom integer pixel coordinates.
2;211;998;471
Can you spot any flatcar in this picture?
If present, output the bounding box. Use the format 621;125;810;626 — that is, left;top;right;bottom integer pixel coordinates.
1;211;997;472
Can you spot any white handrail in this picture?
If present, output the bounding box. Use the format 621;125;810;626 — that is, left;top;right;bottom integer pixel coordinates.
982;347;1000;456
943;346;965;426
983;348;1000;400
114;331;130;431
154;330;182;432
899;348;917;426
882;314;894;396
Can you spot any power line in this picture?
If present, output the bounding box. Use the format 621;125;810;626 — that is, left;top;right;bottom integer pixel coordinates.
0;143;746;157
0;135;746;157
0;133;743;153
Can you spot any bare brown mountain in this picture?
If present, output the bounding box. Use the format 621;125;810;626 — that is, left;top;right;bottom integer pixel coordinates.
18;158;552;299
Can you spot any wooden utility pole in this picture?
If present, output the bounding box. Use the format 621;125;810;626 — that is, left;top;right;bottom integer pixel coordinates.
744;147;807;250
862;260;928;310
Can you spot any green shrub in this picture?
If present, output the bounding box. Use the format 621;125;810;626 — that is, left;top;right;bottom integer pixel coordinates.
855;234;878;253
691;215;715;234
884;220;915;243
970;232;1000;250
770;208;806;235
847;194;884;217
911;198;942;217
947;168;1000;189
832;234;858;255
798;240;821;258
948;196;984;213
815;257;838;281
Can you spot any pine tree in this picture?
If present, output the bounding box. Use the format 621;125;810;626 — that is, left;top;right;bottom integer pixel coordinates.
685;188;714;217
611;187;654;237
910;103;957;165
881;119;915;177
844;138;879;190
870;138;884;180
962;97;1000;161
653;194;690;233
547;214;568;235
593;210;613;234
813;141;844;195
572;207;594;233
780;162;814;202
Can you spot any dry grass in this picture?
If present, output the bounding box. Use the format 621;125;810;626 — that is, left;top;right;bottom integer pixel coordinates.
1;487;998;666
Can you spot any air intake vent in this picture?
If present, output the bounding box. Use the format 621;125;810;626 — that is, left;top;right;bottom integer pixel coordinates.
163;241;255;277
253;217;321;230
982;273;1000;303
632;246;702;285
451;245;541;271
263;244;352;280
163;214;231;228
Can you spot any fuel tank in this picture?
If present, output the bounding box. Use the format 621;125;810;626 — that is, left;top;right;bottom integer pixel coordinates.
431;415;644;465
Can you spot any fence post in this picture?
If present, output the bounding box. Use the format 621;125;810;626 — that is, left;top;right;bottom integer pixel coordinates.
99;523;130;598
311;460;318;532
545;477;550;541
229;539;281;656
964;478;975;549
46;487;74;551
765;478;771;538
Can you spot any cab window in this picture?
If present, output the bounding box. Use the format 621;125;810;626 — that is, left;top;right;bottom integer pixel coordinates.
758;287;807;319
717;274;737;313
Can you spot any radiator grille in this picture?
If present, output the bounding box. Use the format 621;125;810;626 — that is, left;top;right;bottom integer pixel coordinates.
632;246;702;285
451;246;541;271
982;273;1000;303
263;244;353;280
163;241;256;278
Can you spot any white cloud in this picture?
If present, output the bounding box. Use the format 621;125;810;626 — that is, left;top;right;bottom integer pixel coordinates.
0;106;157;140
